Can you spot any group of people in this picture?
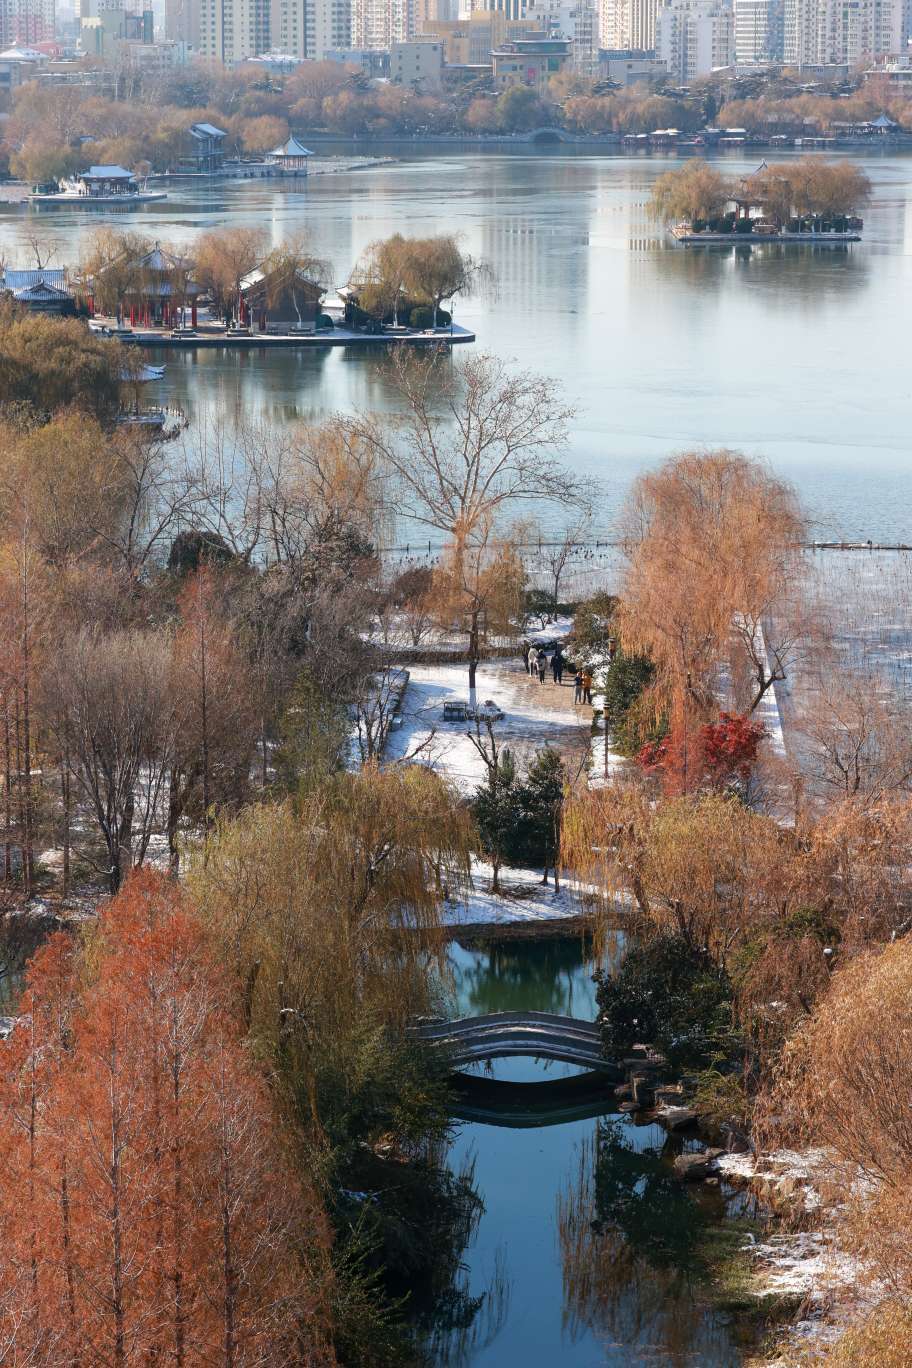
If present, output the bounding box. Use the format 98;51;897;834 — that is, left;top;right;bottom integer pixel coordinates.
526;644;593;705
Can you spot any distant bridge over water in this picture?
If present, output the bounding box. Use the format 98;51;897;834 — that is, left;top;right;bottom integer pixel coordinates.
409;1011;611;1073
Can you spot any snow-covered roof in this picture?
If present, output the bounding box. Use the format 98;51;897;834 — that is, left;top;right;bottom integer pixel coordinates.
14;282;71;300
189;122;226;140
268;136;313;158
2;268;66;290
0;46;43;61
83;164;134;179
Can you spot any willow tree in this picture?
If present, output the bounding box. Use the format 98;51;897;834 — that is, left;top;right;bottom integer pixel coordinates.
261;235;331;328
79;226;154;318
429;518;526;707
195;225;266;321
400;234;490;326
761;938;912;1333
348;233;488;325
562;785;786;967
648;160;732;223
616;449;806;737
189;764;474;1048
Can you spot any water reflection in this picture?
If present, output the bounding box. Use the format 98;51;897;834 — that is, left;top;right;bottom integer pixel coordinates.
449;936;603;1021
558;1132;740;1366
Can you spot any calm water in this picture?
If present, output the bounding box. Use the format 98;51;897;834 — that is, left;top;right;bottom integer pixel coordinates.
437;937;745;1367
2;150;911;540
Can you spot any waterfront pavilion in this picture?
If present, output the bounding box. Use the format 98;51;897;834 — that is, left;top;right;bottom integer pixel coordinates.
266;136;314;174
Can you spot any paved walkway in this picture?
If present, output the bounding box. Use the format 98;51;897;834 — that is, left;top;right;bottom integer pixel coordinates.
385;658;595;792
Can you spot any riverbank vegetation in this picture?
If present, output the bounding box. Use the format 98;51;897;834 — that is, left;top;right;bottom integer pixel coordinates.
2;56;911;184
558;448;912;1359
0;307;600;1360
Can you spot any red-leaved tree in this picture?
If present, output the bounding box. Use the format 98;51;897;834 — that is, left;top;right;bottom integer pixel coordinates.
638;711;766;797
0;869;335;1367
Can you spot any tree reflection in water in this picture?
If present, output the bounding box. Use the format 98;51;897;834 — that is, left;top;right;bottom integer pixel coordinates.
424;1242;511;1368
558;1124;742;1366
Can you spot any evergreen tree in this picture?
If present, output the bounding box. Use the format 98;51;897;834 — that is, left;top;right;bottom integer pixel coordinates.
513;747;566;889
472;748;518;895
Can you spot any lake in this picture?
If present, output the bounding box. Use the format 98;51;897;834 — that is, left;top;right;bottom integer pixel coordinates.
1;149;908;538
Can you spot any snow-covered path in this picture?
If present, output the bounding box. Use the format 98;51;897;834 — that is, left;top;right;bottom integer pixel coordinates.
385;658;594;793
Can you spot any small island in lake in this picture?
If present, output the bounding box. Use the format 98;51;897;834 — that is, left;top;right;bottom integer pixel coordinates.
652;159;869;246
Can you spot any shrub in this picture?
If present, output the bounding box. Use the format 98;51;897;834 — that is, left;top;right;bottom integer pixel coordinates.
638;711;765;796
595;933;736;1070
409;306;435;330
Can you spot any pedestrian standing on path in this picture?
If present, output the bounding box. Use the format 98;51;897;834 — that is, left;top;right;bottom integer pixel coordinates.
551;648;564;684
537;648;548;683
527;644;538;677
573;669;583;704
582;668;593;705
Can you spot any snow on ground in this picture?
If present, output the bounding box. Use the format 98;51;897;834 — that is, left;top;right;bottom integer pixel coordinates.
384;658;593;792
744;1230;860;1300
524;615;574;644
588;686;627;789
444;859;593;927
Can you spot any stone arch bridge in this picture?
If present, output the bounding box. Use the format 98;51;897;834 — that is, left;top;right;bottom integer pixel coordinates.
409;1011;612;1073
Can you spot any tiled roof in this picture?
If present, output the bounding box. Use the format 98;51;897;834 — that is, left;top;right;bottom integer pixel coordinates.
2;268;66;290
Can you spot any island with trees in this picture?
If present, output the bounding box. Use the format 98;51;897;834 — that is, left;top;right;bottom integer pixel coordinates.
65;226;483;348
651;158;871;244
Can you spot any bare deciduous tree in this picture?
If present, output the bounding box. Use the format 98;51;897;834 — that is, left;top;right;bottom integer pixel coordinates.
798;674;912;803
44;628;181;890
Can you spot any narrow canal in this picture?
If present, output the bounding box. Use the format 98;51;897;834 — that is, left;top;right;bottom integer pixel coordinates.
431;935;748;1367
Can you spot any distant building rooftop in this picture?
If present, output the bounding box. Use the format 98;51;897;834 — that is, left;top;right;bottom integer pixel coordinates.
83;164;134;179
189;122;226;140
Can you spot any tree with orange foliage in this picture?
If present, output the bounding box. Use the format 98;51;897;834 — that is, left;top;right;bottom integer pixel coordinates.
617;450;806;748
0;870;335;1366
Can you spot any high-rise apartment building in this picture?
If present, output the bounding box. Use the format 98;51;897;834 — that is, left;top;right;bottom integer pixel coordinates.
351;0;414;47
3;0;56;44
734;0;783;59
275;0;352;58
165;0;201;49
197;0;271;61
655;0;734;78
526;0;597;70
598;0;660;50
463;0;526;24
783;0;903;65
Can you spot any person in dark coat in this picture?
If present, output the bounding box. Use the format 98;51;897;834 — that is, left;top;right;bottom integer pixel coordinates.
536;648;547;683
551;648;564;684
573;669;583;704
